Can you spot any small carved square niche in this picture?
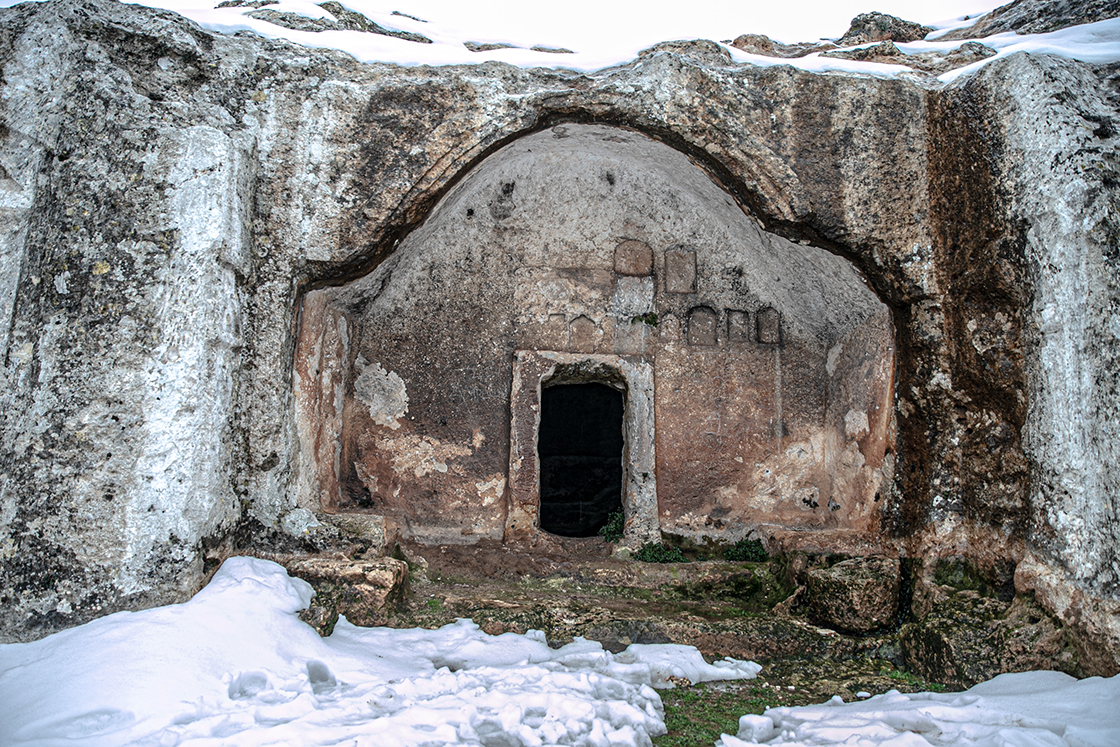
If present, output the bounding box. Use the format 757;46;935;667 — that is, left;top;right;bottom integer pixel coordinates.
728;310;750;343
757;306;781;345
665;248;697;294
614;240;653;276
687;306;718;346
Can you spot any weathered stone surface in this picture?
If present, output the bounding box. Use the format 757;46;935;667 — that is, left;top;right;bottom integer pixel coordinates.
940;0;1120;40
902;588;1080;689
823;41;909;64
837;12;933;46
907;41;997;74
807;556;901;634
729;34;834;59
287;556;409;633
0;0;1114;673
248;1;432;42
821;41;997;75
321;512;396;556
1015;553;1120;677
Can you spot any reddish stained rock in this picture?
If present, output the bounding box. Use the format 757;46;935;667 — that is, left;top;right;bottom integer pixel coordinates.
729;33;835;59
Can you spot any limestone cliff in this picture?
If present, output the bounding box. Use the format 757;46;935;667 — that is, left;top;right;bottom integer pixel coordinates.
0;0;1116;673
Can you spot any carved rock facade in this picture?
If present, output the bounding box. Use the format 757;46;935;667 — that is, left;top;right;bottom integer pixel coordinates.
0;0;1116;673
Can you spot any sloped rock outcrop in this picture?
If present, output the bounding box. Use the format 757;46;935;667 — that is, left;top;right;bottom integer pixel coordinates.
940;0;1120;39
903;585;1080;689
0;0;1115;677
247;1;432;42
729;34;834;59
821;40;997;74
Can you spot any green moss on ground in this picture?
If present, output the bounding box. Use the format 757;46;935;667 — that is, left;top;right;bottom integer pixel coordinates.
656;681;778;747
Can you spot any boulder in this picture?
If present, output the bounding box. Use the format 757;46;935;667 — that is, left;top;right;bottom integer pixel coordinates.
822;41;908;64
902;589;1080;689
286;557;409;634
807;557;901;634
939;0;1120;40
822;40;997;75
729;33;834;59
837;12;934;46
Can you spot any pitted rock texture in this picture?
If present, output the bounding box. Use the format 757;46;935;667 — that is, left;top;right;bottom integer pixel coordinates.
247;1;432;42
821;40;997;75
807;556;901;634
288;556;409;633
901;591;1080;689
836;12;934;46
729;34;834;59
940;0;1120;40
0;0;1115;674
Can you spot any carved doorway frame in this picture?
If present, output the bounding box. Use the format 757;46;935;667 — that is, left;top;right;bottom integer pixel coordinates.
506;350;659;546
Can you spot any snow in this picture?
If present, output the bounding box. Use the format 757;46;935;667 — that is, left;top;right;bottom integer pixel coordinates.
2;559;1118;746
115;0;1010;72
4;0;1116;80
725;17;1120;83
717;672;1120;747
936;17;1120;82
126;0;1120;79
0;557;760;746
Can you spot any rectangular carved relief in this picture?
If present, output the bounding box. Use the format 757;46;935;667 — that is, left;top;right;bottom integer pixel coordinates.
728;310;750;343
687;306;718;346
665;248;697;293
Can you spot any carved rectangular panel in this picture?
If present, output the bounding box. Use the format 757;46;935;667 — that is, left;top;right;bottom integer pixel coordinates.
687;306;718;346
614;240;653;276
757;306;781;344
728;310;750;343
665;248;697;293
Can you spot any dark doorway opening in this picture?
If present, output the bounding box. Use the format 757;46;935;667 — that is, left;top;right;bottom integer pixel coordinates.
538;383;624;537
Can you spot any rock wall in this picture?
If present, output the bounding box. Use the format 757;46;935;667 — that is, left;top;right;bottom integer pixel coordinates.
0;0;1116;670
295;124;894;547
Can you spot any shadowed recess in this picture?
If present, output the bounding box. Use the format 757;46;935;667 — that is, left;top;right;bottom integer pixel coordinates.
538;383;624;537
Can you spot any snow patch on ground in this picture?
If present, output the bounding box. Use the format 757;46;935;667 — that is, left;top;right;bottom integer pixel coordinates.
0;557;759;746
717;671;1120;747
2;558;1117;745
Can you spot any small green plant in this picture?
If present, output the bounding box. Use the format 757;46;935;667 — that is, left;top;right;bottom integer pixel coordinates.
725;538;768;562
598;510;625;543
425;597;443;611
630;312;659;327
635;542;687;563
879;665;947;692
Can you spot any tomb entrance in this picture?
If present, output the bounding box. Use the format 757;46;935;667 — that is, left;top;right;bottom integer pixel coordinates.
293;123;895;548
538;382;624;537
